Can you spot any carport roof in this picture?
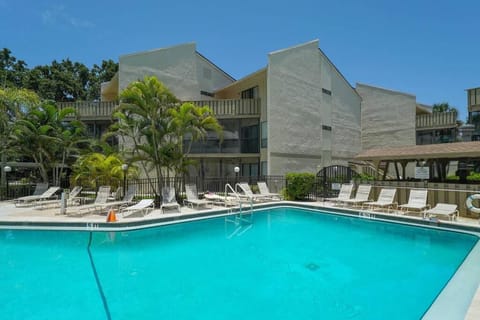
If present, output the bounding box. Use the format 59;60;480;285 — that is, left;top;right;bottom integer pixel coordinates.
354;141;480;161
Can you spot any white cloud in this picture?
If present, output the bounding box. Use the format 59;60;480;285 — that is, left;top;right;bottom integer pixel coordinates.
42;5;94;28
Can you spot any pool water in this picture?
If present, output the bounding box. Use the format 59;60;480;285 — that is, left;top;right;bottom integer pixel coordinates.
1;207;478;319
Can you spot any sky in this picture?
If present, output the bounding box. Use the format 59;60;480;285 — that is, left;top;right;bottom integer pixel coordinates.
1;0;479;121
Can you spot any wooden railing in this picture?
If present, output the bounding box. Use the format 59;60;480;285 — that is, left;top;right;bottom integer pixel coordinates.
57;98;260;120
416;112;457;129
57;101;116;119
189;98;260;117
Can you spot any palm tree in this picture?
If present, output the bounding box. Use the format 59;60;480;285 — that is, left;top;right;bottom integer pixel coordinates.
11;101;87;184
106;76;223;202
169;102;223;177
107;76;178;200
71;153;136;190
0;88;40;187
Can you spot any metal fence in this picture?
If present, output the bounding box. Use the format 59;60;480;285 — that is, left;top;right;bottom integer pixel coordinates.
125;175;286;198
0;176;286;202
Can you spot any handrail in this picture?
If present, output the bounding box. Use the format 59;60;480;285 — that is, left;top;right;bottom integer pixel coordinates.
234;182;254;215
225;183;242;214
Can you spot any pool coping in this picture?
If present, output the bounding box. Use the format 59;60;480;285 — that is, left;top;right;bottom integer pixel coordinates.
1;200;480;319
1;200;480;234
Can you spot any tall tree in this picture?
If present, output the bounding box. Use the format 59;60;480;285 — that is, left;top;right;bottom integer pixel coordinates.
169;102;223;176
11;102;87;183
432;102;457;113
87;59;118;100
106;76;222;202
0;88;40;185
0;48;27;88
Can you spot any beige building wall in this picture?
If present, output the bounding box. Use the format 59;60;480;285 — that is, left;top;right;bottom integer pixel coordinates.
118;43;234;101
267;40;361;176
356;83;416;150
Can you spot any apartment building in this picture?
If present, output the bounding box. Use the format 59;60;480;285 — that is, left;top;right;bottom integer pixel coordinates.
97;40;362;178
467;87;480;140
59;40;466;179
356;83;459;150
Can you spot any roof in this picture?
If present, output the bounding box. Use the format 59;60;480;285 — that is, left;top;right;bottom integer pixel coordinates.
355;141;480;161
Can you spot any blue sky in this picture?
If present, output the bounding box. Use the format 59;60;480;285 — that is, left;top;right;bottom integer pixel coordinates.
1;0;479;121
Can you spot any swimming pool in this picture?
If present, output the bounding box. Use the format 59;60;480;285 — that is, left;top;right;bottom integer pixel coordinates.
1;206;479;319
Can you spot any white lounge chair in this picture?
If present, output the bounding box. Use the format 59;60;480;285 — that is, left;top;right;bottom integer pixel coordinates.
236;182;269;202
364;188;397;212
204;192;239;207
424;203;458;221
14;186;60;207
31;183;49;196
184;184;212;209
100;185;137;212
160;186;180;213
120;199;154;217
34;186;84;209
341;185;372;207
69;186;111;215
324;184;353;203
399;189;430;214
257;182;282;200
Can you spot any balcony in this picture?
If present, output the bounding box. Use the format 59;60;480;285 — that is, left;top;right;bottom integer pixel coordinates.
57;101;116;121
416;112;457;130
58;98;260;121
190;98;260;118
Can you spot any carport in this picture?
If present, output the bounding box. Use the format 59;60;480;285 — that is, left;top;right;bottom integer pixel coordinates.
354;141;480;182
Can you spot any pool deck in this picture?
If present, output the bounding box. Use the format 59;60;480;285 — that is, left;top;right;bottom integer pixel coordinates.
1;199;479;319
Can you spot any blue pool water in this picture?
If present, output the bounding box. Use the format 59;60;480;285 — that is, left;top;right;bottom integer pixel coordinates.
1;207;478;319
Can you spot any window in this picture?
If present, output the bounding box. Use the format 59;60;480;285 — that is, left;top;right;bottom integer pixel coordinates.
242;163;259;177
241;86;259;99
322;88;332;96
322;125;332;131
241;124;259;153
200;90;214;97
261;122;268;148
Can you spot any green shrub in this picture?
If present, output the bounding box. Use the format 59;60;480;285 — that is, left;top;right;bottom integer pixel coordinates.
446;175;459;181
284;172;316;200
468;172;480;182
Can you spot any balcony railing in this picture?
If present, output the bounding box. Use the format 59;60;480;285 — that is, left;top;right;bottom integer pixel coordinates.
58;98;260;120
57;101;116;120
416;112;457;130
190;98;260;117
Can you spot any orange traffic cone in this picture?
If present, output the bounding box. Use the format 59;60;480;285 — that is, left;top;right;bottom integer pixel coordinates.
106;209;117;222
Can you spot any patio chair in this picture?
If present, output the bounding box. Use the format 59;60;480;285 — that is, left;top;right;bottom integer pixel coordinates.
340;185;372;207
109;186;122;201
257;181;282;200
424;203;458;221
204;192;240;207
99;185;137;212
399;189;430;215
34;186;84;210
69;186;111;215
324;184;353;204
120;199;155;218
14;186;60;207
235;182;269;202
364;188;397;212
184;184;212;209
160;186;180;213
31;183;49;196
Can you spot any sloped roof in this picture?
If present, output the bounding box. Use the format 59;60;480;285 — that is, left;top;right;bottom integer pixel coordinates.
355;141;480;161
